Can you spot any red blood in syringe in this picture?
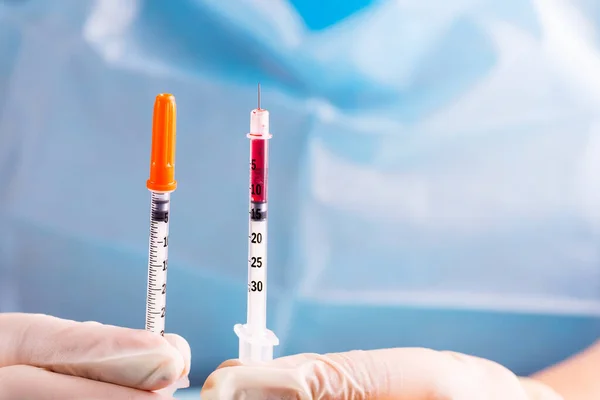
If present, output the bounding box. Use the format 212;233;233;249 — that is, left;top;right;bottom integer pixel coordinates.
249;138;268;203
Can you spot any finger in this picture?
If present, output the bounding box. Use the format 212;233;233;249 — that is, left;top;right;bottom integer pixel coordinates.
518;378;564;400
215;359;242;369
164;333;191;379
161;334;191;391
202;348;530;400
0;365;174;400
0;313;185;391
214;353;321;371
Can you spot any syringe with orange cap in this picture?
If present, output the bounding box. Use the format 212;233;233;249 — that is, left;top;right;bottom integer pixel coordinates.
145;93;177;337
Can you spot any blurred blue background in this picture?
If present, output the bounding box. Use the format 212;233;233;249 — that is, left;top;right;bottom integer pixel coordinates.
2;0;600;391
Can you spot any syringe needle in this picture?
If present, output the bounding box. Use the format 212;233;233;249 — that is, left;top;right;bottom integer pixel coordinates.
257;83;261;110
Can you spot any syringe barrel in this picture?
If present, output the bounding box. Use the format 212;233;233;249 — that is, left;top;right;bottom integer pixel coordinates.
247;136;269;331
246;108;271;332
249;139;268;203
146;191;171;336
247;208;267;330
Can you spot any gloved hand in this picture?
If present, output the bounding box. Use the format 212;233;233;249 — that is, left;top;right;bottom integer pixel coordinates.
0;313;190;399
201;348;563;400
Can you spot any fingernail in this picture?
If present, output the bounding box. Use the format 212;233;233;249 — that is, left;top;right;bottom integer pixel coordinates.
174;376;190;389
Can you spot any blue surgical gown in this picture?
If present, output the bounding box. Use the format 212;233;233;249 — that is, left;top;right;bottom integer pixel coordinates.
1;0;600;387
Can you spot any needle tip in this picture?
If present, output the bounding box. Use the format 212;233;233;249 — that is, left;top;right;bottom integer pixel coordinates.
257;83;261;110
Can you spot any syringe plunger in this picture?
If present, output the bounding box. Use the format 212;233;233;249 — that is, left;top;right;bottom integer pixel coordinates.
234;323;279;364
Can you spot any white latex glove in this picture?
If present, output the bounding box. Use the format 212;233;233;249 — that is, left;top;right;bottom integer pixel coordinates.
201;348;563;400
0;313;191;399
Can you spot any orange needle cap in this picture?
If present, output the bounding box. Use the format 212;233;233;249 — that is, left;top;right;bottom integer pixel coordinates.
147;93;177;192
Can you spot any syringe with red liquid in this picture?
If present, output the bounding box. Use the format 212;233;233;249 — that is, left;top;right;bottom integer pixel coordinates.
234;84;279;364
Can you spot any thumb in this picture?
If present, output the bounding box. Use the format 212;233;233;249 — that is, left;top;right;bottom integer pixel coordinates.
201;348;538;399
519;378;564;400
0;313;189;391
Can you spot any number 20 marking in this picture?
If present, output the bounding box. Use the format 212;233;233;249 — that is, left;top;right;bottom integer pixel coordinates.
250;233;262;243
